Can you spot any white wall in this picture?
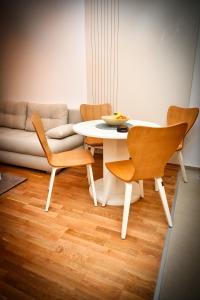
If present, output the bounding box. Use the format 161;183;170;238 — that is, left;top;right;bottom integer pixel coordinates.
85;0;200;167
117;0;200;167
0;0;86;108
117;0;199;125
183;29;200;168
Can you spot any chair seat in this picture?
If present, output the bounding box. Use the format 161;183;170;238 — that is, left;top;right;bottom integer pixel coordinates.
84;136;103;147
49;148;94;168
106;160;135;182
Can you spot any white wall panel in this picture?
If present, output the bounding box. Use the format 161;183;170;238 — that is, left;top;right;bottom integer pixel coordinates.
1;0;87;108
117;0;199;125
86;0;119;111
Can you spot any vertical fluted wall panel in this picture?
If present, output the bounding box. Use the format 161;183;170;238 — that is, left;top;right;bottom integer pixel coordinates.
87;0;119;111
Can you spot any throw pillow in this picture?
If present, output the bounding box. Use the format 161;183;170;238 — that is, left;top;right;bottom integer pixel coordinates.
46;124;75;139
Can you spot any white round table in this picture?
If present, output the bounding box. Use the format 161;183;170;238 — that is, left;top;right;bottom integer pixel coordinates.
73;120;159;206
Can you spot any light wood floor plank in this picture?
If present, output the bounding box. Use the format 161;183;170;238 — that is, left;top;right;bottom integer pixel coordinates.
0;154;179;300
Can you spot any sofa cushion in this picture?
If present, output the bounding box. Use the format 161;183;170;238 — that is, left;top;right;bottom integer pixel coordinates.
0;101;27;129
0;127;83;157
46;124;75;139
68;109;82;124
25;102;68;132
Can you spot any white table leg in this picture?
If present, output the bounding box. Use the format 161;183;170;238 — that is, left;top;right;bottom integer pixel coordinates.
89;139;140;206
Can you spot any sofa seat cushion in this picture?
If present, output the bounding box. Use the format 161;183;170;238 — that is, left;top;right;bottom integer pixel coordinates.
0;101;27;129
25;102;68;132
0;127;83;157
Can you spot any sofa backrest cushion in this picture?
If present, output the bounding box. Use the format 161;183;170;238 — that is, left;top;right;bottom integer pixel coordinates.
0;101;27;129
25;102;68;131
68;109;82;124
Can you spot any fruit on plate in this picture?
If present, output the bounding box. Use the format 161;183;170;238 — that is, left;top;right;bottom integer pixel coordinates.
114;112;128;120
101;114;129;125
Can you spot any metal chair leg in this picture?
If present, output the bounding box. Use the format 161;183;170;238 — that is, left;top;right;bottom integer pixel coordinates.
84;144;91;184
177;150;188;183
45;167;57;212
87;164;97;206
139;180;144;198
155;177;173;227
155;179;159;191
121;182;132;239
90;147;95;156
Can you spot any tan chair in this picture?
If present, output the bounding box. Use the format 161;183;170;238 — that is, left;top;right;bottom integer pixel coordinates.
103;123;187;239
31;112;97;211
167;106;199;183
80;103;112;155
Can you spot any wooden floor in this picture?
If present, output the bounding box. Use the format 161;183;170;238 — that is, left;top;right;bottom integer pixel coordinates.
0;154;179;300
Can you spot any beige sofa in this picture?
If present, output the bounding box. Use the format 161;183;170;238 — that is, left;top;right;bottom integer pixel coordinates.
0;101;83;171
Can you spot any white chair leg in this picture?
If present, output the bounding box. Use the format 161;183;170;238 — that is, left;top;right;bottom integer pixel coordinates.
45;167;57;212
155;177;173;228
90;146;95;156
121;182;132;239
138;180;144;198
86;164;91;185
177;150;188;183
87;164;97;206
155;179;159;191
84;144;91;184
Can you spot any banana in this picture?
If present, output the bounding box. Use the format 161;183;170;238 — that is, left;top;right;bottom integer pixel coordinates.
114;112;121;119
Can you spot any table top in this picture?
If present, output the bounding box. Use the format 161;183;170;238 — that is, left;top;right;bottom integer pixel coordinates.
73;119;159;140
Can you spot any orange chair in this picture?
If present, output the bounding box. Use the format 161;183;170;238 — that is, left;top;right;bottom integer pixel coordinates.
31;112;97;211
103;123;187;239
167;106;199;182
80;103;112;155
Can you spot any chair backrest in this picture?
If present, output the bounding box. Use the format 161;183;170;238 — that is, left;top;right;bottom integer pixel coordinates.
167;106;199;135
80;103;112;121
31;112;52;162
127;123;187;180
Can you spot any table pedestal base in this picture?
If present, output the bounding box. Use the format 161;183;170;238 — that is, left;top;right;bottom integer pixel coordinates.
89;178;141;206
